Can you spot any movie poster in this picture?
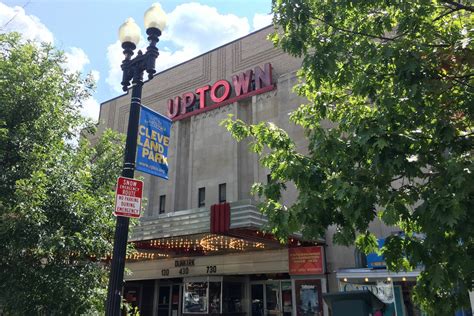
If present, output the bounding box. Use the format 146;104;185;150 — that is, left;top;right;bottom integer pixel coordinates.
295;279;323;316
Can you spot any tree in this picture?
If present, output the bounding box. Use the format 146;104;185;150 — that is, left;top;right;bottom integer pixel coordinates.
222;0;473;313
0;33;124;314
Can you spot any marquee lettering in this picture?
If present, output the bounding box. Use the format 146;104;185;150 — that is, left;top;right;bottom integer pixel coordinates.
175;259;195;267
232;69;252;97
182;92;195;115
167;63;274;121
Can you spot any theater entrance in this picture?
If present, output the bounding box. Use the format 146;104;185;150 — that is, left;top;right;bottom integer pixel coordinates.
250;280;293;316
157;283;182;316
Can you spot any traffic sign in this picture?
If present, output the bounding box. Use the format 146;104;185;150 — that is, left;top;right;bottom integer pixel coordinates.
114;176;144;218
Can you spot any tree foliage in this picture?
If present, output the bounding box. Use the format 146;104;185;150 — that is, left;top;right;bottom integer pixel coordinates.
223;0;473;313
0;33;124;315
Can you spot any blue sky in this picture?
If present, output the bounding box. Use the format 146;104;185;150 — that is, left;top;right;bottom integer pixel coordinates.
0;0;272;121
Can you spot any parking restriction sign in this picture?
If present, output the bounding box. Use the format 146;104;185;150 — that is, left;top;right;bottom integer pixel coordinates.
114;176;144;218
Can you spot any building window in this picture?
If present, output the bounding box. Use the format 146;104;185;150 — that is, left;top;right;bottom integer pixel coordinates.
159;195;166;214
267;174;272;184
219;183;226;203
198;187;206;207
183;280;223;314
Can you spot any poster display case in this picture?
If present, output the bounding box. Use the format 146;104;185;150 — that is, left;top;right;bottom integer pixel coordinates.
294;279;323;316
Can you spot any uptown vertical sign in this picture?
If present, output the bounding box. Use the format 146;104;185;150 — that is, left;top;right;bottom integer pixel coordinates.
167;63;274;121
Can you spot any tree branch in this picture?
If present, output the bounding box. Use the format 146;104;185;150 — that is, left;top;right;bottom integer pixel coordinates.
442;1;474;12
314;17;407;42
453;78;474;89
449;73;474;79
434;8;460;21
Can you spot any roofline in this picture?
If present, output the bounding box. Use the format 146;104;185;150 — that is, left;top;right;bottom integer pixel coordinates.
100;24;275;106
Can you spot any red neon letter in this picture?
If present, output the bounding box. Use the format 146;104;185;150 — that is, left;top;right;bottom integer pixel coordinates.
181;92;196;115
210;80;231;103
167;96;181;118
195;85;210;109
254;63;273;90
232;69;253;96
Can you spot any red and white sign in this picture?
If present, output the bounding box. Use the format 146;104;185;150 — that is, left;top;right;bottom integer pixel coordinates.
289;246;324;275
114;176;144;218
167;63;274;121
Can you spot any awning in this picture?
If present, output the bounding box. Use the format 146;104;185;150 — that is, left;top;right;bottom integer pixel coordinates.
337;268;421;280
130;199;267;241
126;199;323;260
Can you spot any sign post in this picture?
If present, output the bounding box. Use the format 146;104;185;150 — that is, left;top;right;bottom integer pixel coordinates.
114;176;144;218
107;105;171;314
106;8;166;313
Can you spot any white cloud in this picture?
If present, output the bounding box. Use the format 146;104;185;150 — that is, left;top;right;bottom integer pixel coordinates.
63;48;101;122
105;2;251;93
252;13;272;31
82;70;101;122
64;47;90;73
80;96;100;122
105;34;150;94
106;40;127;94
0;2;54;43
90;70;100;83
0;3;101;122
155;46;199;73
162;2;249;52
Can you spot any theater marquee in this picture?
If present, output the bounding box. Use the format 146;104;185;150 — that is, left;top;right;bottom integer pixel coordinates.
167;63;275;121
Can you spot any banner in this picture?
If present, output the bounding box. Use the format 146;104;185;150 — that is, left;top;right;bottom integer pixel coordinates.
136;105;172;179
366;238;387;268
339;280;394;304
289;246;324;275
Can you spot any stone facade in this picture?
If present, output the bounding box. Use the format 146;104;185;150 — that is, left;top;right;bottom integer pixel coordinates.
98;26;395;295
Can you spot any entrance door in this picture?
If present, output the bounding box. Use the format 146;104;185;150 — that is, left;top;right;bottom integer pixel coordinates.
251;281;292;316
170;284;181;316
265;281;281;316
158;284;182;316
281;281;292;316
158;286;171;316
251;284;264;316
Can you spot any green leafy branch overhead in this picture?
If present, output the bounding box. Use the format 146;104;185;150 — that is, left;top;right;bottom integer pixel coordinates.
223;0;473;313
0;33;125;315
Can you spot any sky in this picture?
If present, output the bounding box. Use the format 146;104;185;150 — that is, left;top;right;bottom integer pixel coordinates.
0;0;272;122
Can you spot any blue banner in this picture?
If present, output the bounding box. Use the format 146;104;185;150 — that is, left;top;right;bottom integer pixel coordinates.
366;238;386;269
136;105;172;179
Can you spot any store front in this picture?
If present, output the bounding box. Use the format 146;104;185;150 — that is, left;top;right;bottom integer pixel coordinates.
181;276;246;315
122;201;327;315
123;245;327;316
124;274;327;316
336;268;424;316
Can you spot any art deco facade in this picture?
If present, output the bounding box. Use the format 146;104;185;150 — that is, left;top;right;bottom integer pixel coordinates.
97;26;422;316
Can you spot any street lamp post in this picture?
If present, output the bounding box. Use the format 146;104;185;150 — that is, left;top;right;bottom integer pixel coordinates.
105;4;166;316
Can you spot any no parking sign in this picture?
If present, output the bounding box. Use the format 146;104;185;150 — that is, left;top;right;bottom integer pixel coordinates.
114;176;144;218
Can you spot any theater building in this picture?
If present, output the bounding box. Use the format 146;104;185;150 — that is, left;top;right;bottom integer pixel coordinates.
96;26;423;316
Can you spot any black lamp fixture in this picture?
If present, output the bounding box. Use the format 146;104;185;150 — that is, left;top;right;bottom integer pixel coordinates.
119;3;167;91
105;4;167;316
